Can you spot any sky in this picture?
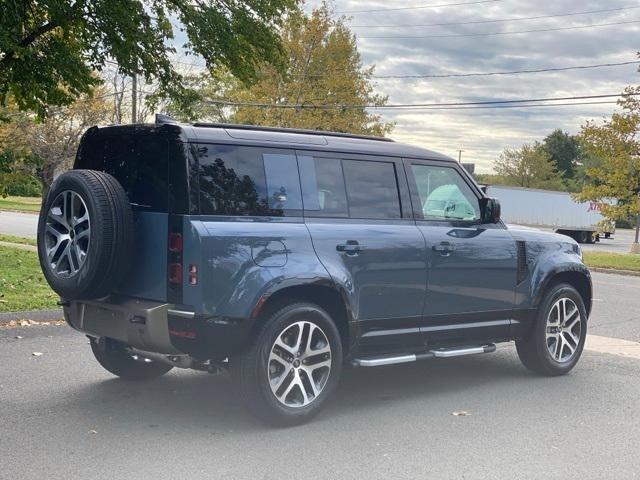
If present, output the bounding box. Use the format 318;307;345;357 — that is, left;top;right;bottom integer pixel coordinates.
172;0;640;172
306;0;640;171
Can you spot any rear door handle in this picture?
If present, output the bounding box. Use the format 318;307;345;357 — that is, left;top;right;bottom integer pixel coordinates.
337;240;365;255
432;241;456;256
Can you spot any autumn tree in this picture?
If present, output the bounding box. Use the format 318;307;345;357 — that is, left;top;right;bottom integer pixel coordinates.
0;0;296;118
0;88;111;191
575;86;640;252
493;142;562;189
168;3;393;136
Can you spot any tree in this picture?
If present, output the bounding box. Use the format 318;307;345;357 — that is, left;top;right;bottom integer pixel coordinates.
168;3;393;136
575;86;640;252
542;129;581;178
0;0;296;118
493;142;562;189
0;88;111;190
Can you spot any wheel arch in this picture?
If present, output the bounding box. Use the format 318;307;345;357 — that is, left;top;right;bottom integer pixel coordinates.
534;268;593;318
253;282;354;355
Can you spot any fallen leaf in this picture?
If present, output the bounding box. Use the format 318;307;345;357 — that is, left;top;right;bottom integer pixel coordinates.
18;320;30;326
452;411;471;417
32;352;44;357
15;336;23;339
88;430;97;434
8;320;17;327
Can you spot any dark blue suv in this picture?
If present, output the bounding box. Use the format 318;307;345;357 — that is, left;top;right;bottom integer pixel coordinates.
37;118;592;425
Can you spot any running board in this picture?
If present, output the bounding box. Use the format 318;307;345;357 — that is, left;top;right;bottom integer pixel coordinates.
352;344;495;367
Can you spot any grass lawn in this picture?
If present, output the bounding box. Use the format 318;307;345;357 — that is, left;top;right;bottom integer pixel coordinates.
0;233;37;246
583;251;640;272
0;245;58;312
0;195;41;213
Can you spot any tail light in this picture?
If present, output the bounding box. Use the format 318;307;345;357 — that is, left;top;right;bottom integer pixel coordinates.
168;262;182;284
188;264;198;285
169;233;183;253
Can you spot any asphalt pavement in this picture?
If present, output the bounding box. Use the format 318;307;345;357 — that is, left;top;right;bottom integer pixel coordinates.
0;211;38;238
1;271;639;480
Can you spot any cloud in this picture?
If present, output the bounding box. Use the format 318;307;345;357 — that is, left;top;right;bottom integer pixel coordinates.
309;0;640;171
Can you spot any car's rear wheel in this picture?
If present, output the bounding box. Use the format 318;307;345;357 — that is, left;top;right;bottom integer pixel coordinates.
37;169;134;300
516;283;587;376
231;302;343;426
90;338;173;381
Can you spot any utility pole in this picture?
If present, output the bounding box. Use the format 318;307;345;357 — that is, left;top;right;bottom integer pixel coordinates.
457;149;464;163
131;73;137;124
632;191;640;254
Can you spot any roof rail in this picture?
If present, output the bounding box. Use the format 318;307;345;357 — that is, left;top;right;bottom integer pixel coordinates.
191;122;394;143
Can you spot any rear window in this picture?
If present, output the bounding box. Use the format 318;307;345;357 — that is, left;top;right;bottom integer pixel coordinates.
77;133;169;212
194;145;302;216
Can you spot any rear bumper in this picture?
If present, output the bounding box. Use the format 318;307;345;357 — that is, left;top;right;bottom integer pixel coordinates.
63;296;186;354
64;296;255;359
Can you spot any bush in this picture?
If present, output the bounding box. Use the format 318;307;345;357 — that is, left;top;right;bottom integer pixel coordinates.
6;175;42;197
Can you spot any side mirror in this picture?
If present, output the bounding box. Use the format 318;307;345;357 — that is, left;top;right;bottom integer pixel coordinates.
480;197;501;224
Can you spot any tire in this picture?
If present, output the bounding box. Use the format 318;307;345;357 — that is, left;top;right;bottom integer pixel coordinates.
37;170;134;300
90;337;173;381
231;302;343;426
516;283;587;376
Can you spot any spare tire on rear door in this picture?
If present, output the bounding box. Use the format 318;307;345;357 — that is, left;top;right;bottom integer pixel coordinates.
37;169;134;300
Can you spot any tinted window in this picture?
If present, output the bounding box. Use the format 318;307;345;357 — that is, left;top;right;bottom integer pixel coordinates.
342;160;401;219
78;134;169;212
299;156;348;217
410;164;480;221
196;145;301;216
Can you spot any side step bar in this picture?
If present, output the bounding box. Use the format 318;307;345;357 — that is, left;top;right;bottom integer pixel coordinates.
352;344;496;367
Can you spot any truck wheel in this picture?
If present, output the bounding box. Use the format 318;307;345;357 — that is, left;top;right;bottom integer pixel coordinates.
516;283;587;376
37;170;134;300
231;302;343;426
90;338;173;381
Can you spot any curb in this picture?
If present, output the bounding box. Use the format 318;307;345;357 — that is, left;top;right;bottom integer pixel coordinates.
0;309;63;324
590;267;640;277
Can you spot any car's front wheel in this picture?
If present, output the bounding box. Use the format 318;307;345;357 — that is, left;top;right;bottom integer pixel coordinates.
231;302;343;426
516;283;587;376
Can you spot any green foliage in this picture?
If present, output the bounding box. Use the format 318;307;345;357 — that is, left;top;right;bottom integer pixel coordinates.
493;142;564;190
169;3;393;136
5;175;42;197
542;129;582;178
0;0;296;118
575;86;640;222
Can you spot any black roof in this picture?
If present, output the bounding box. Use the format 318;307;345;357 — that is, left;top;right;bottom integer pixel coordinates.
90;121;455;162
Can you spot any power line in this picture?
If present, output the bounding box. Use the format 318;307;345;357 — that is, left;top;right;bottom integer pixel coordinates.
360;19;640;39
203;92;639;110
372;60;640;79
349;5;640;28
336;0;502;14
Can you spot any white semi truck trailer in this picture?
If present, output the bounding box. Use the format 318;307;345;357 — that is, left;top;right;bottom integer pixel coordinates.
484;185;614;244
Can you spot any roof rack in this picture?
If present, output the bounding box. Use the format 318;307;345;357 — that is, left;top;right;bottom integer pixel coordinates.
191;122;395;143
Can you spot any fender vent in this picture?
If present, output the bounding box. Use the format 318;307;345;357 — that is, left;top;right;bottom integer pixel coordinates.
516;240;528;284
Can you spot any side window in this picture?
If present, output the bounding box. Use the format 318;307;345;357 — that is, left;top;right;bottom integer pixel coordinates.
298;156;348;217
410;164;480;221
342;160;401;219
196;145;301;216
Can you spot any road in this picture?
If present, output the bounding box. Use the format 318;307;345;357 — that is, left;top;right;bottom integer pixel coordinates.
0;211;38;238
1;271;639;480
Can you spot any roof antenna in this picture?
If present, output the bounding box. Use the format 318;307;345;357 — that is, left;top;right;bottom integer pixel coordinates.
155;113;178;125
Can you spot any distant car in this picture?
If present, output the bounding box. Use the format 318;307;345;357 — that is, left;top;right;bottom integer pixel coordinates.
37;119;592;425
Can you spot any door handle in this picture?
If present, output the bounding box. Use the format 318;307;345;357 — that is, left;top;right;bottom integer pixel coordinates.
432;241;456;256
336;240;364;255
